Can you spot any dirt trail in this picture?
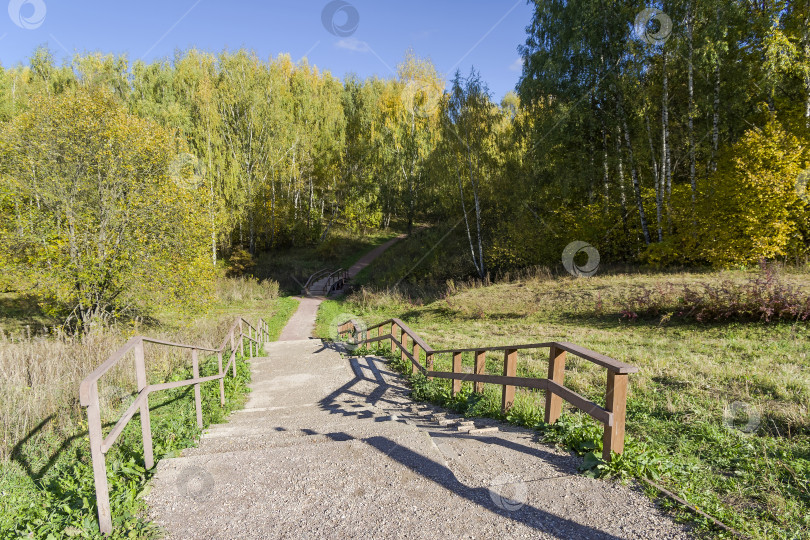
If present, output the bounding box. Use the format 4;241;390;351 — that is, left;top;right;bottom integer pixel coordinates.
278;234;405;341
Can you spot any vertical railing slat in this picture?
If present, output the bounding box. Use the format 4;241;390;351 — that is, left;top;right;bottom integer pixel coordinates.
192;349;203;429
473;350;486;393
602;372;628;461
451;351;462;396
544;345;566;424
133;339;154;469
501;349;518;413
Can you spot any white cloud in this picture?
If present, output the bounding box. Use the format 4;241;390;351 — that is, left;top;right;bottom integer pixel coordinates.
509;57;524;72
335;37;370;53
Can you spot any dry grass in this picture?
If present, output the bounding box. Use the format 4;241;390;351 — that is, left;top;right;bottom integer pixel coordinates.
0;275;282;460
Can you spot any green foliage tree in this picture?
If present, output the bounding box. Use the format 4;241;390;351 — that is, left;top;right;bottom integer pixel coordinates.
0;88;213;329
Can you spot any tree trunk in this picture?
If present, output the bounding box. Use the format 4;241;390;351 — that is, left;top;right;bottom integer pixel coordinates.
687;3;697;202
620;107;652;245
661;49;671;237
601;122;610;213
645;114;663;242
710;56;720;174
614;124;629;236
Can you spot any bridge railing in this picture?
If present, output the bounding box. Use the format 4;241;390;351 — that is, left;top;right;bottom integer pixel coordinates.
324;268;349;294
79;316;268;535
302;268;330;295
338;317;638;463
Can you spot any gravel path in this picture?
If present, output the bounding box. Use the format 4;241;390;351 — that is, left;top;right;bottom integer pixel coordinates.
145;340;692;539
278;234;406;341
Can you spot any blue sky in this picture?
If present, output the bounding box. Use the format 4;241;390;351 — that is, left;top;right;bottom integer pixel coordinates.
0;0;535;101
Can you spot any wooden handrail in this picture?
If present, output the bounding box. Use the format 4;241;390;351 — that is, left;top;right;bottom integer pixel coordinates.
338;318;638;463
80;316;270;535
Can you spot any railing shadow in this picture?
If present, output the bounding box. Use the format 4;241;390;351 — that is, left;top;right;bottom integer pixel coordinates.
317;354;577;478
11;387;195;484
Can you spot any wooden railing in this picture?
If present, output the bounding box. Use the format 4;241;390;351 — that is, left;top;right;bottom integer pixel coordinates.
302;268;329;296
323;268;349;295
338;318;638;463
79;317;268;535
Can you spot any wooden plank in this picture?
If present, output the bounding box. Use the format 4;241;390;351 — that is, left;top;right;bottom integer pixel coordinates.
451;352;462;396
79;337;142;406
148;373;223;393
101;390;149;453
544;345;566;424
501;349;518;412
141;337;219;353
473;350;486;393
426;371;612;426
391;318;434;353
218;352;225;407
430;342;556;355
554;342;638;374
602;372;628;461
133;340;153;469
86;381;112;534
401;332;409;365
192;349;203;429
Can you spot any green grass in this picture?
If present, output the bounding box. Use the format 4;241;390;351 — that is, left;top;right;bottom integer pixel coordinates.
316;270;810;539
0;349;253;538
264;296;300;341
0;272;300;538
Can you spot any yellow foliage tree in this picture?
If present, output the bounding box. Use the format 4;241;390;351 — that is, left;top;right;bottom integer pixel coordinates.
697;118;808;267
0;88;214;329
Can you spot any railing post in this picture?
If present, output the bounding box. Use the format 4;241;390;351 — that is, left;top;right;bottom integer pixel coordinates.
474;350;486;393
133;339;153;469
545;345;567;424
239;320;244;357
451;351;462;397
192;349;203;429
602;372;628;462
426;353;434;381
401;332;409;365
412;342;421;374
231;350;237;377
218;351;225;407
86;381;112;534
378;325;382;339
501;349;518;413
390;323;397;353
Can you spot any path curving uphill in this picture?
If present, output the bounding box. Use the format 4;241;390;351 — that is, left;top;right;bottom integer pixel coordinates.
278;234;405;341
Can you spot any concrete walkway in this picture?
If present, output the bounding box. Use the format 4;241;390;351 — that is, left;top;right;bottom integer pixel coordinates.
145;341;691;539
278;234;406;342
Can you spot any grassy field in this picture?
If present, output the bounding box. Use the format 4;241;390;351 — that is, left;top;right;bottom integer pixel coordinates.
0;274;298;538
316;268;810;539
